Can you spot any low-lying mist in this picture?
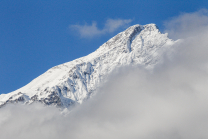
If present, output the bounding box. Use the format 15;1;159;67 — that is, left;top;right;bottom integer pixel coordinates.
1;10;208;139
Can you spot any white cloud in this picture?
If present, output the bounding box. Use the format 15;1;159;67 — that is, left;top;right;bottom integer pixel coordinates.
104;19;133;33
1;10;208;139
70;19;132;38
164;9;208;39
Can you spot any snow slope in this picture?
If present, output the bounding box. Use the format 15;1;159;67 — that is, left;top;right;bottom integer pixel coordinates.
0;24;176;108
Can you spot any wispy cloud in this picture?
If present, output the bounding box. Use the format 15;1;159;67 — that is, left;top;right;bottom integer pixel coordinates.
164;9;208;39
70;19;132;38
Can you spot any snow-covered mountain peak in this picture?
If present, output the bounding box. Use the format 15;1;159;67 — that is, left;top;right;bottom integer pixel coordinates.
0;23;176;108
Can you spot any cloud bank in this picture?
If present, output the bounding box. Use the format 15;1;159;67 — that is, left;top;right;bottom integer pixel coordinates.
1;10;208;139
70;19;132;38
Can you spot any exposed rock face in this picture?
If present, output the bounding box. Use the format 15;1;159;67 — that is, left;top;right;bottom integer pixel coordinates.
0;24;176;108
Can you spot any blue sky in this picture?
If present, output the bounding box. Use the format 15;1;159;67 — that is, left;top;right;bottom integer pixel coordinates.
0;0;208;94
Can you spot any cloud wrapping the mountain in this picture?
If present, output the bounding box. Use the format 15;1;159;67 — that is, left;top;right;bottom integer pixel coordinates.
70;19;132;38
1;10;208;139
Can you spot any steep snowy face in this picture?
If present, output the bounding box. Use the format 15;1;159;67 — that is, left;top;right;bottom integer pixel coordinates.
0;24;176;108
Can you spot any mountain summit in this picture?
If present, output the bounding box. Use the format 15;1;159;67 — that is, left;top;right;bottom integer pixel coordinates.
0;24;176;108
